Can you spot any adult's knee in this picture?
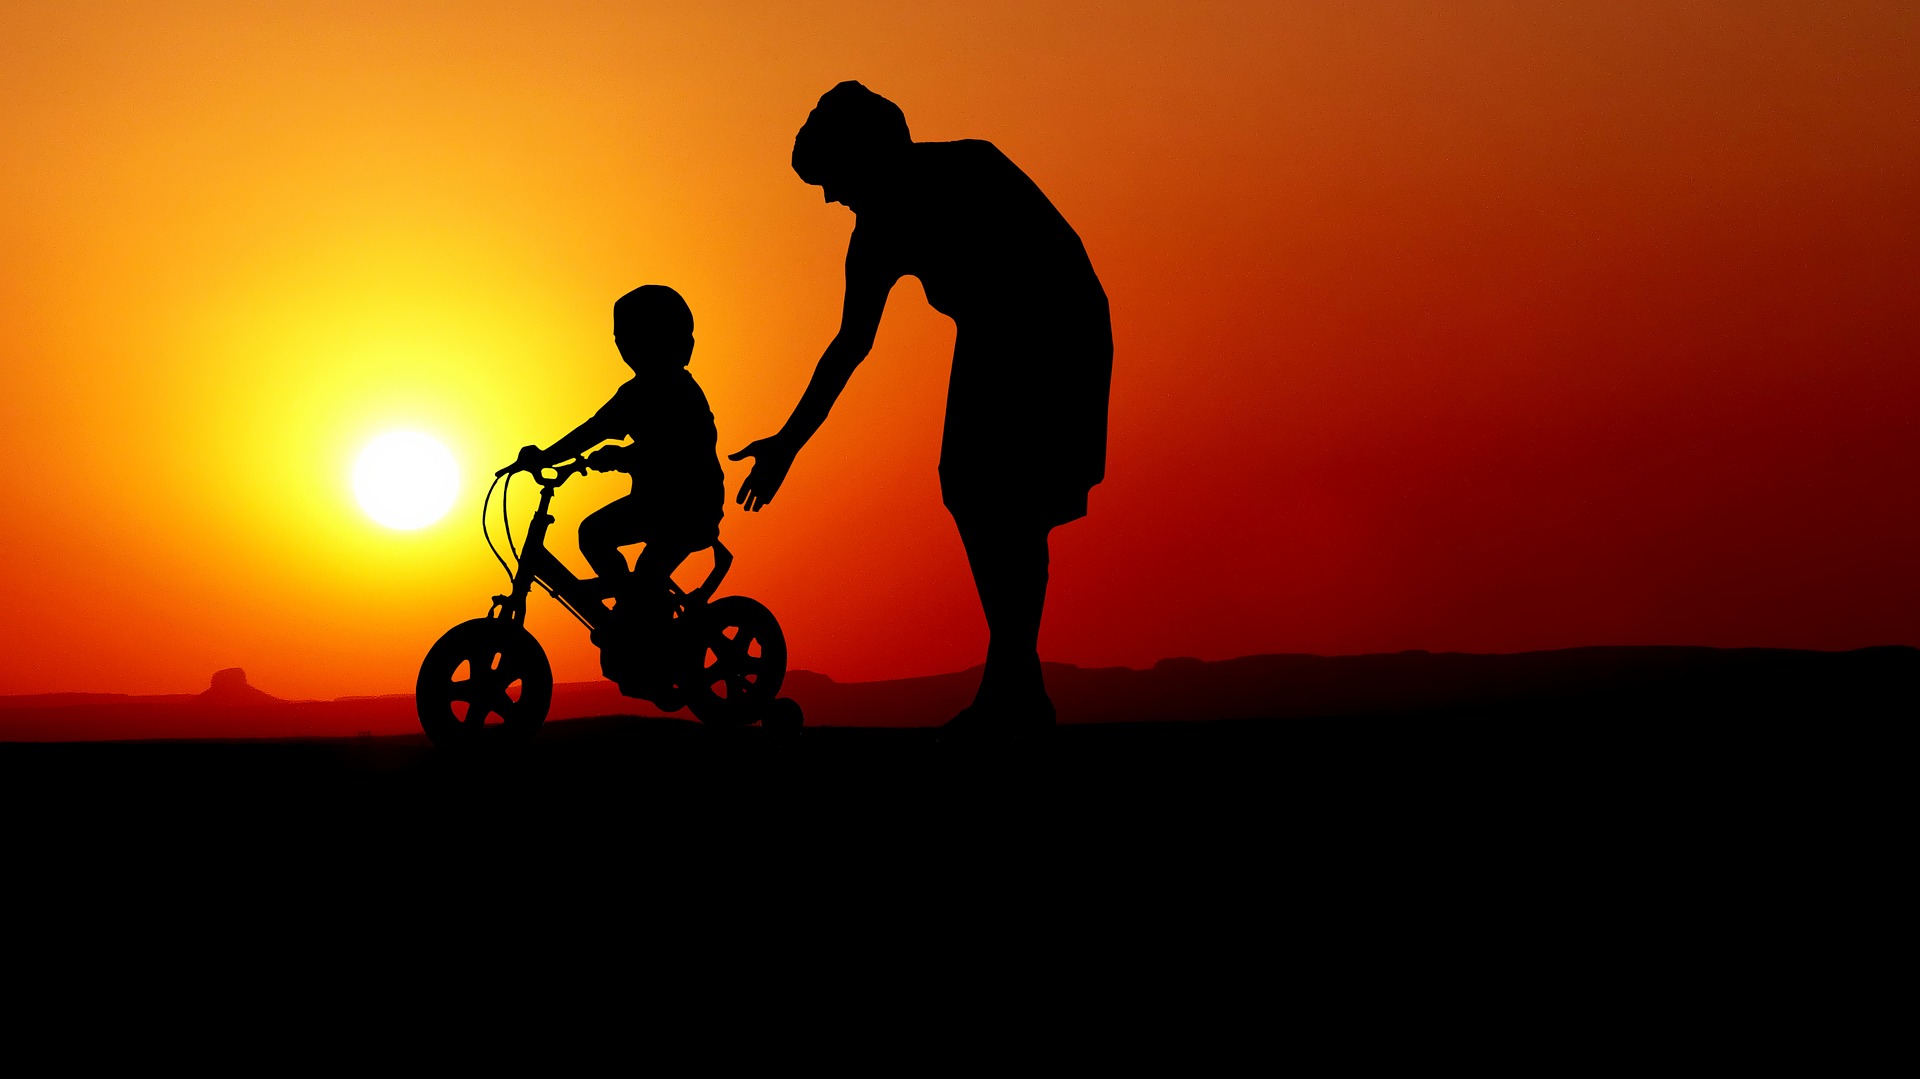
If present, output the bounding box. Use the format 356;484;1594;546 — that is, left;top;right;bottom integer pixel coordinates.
957;523;1052;610
958;517;1049;568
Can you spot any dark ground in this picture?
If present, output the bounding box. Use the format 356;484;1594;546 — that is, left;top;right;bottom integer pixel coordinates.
0;719;1886;1061
3;702;1896;892
4;647;1906;979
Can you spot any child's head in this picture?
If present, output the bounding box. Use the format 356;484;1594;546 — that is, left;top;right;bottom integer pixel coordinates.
613;285;695;371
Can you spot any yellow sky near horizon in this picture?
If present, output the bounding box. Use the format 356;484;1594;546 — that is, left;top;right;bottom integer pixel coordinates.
1;2;1915;698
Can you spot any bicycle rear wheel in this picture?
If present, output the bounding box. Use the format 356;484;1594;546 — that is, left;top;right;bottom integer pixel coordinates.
683;597;786;726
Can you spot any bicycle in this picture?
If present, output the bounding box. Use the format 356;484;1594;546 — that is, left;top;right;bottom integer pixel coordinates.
415;454;802;748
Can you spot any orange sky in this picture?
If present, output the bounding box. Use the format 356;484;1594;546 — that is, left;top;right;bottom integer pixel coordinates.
1;2;1915;698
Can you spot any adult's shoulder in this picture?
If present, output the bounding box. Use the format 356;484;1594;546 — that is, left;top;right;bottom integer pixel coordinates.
919;138;1006;157
914;138;1017;175
912;140;1042;207
915;139;1058;229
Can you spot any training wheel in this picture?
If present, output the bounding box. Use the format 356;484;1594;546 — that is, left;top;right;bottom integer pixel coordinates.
764;697;804;740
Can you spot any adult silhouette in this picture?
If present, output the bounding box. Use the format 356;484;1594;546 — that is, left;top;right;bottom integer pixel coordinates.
732;81;1112;735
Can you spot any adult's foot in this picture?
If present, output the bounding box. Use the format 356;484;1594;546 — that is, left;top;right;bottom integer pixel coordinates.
938;693;1056;743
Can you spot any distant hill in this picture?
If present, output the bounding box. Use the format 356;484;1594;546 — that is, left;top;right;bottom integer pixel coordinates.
785;645;1918;727
1;646;1913;742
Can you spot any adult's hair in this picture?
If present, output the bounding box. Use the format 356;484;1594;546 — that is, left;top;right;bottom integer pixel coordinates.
792;80;911;185
614;284;694;337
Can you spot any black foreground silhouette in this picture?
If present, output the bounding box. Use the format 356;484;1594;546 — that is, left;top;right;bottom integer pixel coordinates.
4;647;1909;923
416;285;801;748
732;81;1113;738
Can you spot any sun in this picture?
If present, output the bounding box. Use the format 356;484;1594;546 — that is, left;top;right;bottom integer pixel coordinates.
353;431;460;530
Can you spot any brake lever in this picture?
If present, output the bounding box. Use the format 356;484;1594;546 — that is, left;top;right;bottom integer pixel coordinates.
541;458;589;482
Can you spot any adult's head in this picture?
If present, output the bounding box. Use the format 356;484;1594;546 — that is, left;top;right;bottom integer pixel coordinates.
613;284;695;370
792;81;911;210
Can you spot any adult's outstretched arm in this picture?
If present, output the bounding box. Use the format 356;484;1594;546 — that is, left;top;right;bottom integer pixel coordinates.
731;255;896;511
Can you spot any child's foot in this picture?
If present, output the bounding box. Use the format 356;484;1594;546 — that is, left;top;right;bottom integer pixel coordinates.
615;676;682;712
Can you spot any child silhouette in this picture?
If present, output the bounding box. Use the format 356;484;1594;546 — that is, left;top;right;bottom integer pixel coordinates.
514;285;724;620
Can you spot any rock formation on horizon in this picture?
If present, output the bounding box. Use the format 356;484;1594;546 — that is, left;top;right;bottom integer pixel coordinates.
199;667;278;706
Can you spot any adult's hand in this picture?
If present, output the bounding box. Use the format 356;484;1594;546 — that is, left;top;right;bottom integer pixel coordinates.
728;436;798;512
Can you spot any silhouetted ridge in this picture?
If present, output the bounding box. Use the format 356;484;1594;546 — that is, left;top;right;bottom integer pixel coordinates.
200;668;278;706
2;646;1912;742
779;646;1918;728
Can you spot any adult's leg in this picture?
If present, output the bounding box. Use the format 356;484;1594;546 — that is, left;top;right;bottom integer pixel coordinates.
955;513;1054;717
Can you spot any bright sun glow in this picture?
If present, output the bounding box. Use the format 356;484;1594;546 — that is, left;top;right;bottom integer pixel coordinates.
353;431;460;530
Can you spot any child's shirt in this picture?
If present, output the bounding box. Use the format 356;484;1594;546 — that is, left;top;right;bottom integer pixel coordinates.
589;367;724;534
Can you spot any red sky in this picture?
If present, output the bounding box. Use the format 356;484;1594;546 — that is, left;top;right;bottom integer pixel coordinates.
0;2;1915;698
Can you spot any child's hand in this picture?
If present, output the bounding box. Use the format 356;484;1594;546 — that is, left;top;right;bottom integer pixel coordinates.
729;437;797;512
586;445;628;473
495;444;544;476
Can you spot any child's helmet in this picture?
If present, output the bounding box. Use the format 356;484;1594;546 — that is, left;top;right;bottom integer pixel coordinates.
614;285;694;337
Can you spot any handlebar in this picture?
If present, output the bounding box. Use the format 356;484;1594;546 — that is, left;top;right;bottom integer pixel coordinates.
497;442;635;480
494;457;590;484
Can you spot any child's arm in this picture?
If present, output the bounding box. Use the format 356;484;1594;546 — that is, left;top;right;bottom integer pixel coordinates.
515;414;618;471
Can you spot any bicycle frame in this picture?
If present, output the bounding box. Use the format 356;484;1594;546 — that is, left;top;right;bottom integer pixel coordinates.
487;462;729;633
417;454;794;745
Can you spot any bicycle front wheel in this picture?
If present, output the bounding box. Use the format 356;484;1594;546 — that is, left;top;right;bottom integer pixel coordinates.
416;618;553;749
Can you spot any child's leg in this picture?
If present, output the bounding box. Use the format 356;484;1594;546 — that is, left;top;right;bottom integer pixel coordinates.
578;498;648;590
631;539;694;591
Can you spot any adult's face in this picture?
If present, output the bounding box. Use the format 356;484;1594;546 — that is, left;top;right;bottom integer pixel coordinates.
817;171;870;213
809;145;905;214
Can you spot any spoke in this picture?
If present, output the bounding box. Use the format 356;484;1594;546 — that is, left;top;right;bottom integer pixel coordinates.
488;692;516;723
468;651;502;692
711;631;751;664
461;650;504;724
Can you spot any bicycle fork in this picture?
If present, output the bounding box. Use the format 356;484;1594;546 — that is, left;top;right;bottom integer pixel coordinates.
490;480;562;627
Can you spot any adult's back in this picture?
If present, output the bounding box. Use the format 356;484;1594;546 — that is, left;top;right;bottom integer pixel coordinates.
854;139;1106;326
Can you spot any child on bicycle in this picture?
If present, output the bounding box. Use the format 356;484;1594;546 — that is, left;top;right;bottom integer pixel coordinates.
512;285;725;626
